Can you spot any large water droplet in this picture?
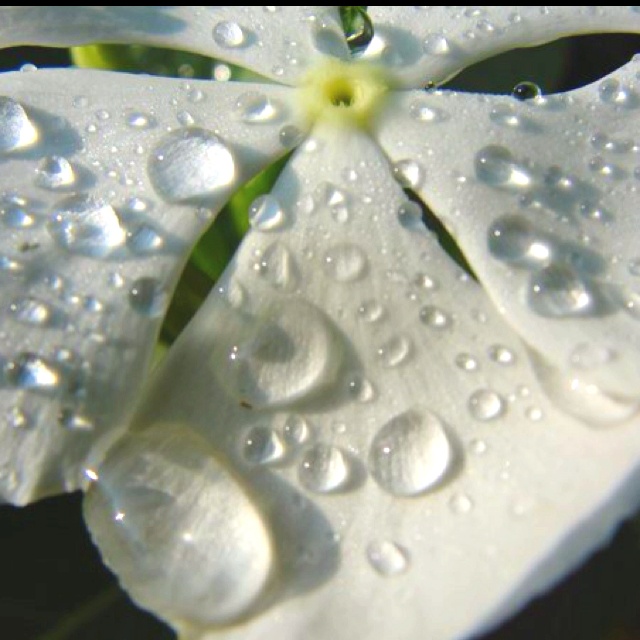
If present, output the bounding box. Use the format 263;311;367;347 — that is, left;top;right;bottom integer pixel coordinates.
221;300;341;408
0;96;38;152
241;425;286;465
369;410;452;497
235;91;278;123
528;264;604;318
35;156;76;190
323;244;368;282
366;540;410;577
49;195;125;257
129;277;168;318
248;195;286;232
213;21;247;48
149;128;236;203
475;146;533;188
84;424;272;626
488;215;553;268
5;352;61;390
468;389;505;421
298;443;352;494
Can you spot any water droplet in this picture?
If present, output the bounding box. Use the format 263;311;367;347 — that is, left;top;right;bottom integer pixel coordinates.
257;242;298;291
5;353;61;390
475;146;532;188
128;277;168;318
222;300;341;409
469;438;487;455
213;21;246;48
397;201;423;231
9;296;53;326
369;410;452;497
6;406;30;429
358;300;384;323
419;305;450;329
49;195;125;257
235;91;278;123
323;244;368;282
449;492;474;514
528;264;603;318
35;156;76;190
409;99;445;123
84;424;272;625
58;408;93;431
149;128;236;203
599;78;635;107
298;443;351;494
0;96;37;152
127;112;156;129
279;125;304;148
127;225;164;254
512;81;541;101
346;372;376;403
456;353;479;372
0;195;36;228
526;406;544;422
0;256;24;275
490;104;525;128
283;414;311;446
488;345;516;365
393;159;425;189
423;33;450;55
248;195;286;232
488;215;553;268
242;425;286;465
367;540;410;576
377;335;412;368
468;389;505;421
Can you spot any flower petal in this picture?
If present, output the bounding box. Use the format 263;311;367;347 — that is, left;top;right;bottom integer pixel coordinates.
374;58;640;405
0;6;347;84
0;68;299;504
87;126;640;640
363;6;640;87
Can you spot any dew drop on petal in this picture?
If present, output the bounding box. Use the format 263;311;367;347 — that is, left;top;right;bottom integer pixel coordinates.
369;410;452;497
213;21;246;48
423;33;450;56
366;540;410;576
0;96;37;152
488;345;516;365
35;156;76;190
397;201;424;231
475;146;532;188
48;196;125;257
235;92;278;123
241;425;286;465
468;389;505;421
449;492;474;514
84;424;273;626
455;353;479;372
511;81;541;101
5;352;61;390
0;195;36;228
283;414;311;447
488;215;552;268
9;296;53;326
322;243;368;282
128;277;168;318
248;195;286;232
298;443;351;494
148;128;236;203
279;125;304;148
127;225;164;254
346;372;376;403
6;406;30;430
392;159;425;189
358;300;384;323
377;335;412;368
419;305;450;329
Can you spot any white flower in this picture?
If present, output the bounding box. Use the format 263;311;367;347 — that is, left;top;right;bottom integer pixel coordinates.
1;6;640;639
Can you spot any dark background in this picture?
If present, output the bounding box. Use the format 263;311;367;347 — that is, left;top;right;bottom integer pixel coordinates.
1;33;640;640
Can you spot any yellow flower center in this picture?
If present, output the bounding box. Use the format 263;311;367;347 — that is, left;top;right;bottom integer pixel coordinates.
297;58;391;130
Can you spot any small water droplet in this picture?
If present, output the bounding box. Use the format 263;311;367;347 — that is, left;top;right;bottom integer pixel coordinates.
370;410;452;497
0;96;38;152
456;353;479;372
298;443;351;494
449;492;474;514
469;438;487;455
488;215;552;267
128;277;168;318
409;99;445;123
35;156;76;190
235;92;278;123
6;406;30;429
512;81;541;101
248;195;286;232
599;78;635;107
149;128;236;203
475;146;533;188
358;300;384;323
257;242;298;291
283;414;311;446
393;159;425;189
58;407;93;431
419;305;450;329
528;264;603;318
468;389;505;421
242;425;286;465
423;33;450;55
488;345;516;365
366;540;410;576
323;243;368;282
397;201;424;231
9;296;53;326
279;125;304;148
377;335;412;368
0;195;36;228
213;21;246;48
49;196;125;257
127;225;164;254
490;104;524;128
346;372;376;403
5;352;61;390
126;112;156;129
526;406;544;422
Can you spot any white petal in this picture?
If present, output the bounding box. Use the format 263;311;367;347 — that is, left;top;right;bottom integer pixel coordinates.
0;68;299;504
364;6;640;87
375;58;640;402
0;6;347;85
88;127;640;640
